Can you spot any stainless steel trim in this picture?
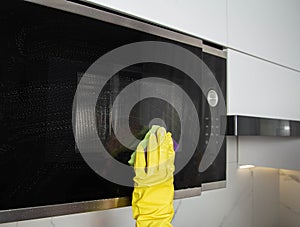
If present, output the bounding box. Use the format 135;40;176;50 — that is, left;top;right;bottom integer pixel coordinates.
202;180;226;191
235;115;238;136
0;197;131;224
174;187;202;199
227;115;300;137
203;45;227;59
0;187;203;223
25;0;203;48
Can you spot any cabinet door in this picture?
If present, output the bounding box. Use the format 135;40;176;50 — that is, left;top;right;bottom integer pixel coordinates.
227;49;300;121
83;0;227;45
228;0;300;71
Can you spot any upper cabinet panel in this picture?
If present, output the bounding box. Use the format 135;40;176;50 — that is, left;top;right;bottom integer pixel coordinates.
227;50;300;121
83;0;227;45
228;0;300;71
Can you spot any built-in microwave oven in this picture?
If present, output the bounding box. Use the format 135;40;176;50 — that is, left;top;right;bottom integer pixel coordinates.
0;0;227;223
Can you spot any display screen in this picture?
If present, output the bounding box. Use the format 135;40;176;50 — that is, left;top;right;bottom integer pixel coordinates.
0;1;226;210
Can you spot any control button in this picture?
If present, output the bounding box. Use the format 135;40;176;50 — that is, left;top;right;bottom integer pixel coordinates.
207;90;218;107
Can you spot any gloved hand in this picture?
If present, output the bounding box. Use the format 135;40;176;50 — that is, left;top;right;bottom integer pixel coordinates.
132;126;175;227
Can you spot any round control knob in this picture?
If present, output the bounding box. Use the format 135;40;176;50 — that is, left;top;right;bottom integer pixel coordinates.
207;89;218;107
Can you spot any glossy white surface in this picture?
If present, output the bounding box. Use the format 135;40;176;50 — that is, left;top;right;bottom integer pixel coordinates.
173;163;252;227
227;49;300;121
52;207;134;227
228;0;300;71
0;223;16;227
238;137;300;171
280;169;300;227
83;0;227;45
18;218;53;227
253;167;280;227
226;137;237;163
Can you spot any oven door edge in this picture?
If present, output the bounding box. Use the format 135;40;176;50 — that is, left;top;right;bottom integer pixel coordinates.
24;0;203;48
202;180;226;191
0;197;131;224
0;180;226;224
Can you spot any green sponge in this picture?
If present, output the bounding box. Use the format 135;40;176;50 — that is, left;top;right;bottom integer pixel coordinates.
128;125;160;166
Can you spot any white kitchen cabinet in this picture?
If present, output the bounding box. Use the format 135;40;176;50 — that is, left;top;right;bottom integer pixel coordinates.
228;0;300;71
228;49;300;171
83;0;227;45
227;49;300;121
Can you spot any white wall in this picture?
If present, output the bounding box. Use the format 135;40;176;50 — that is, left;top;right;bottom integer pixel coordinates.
238;137;300;171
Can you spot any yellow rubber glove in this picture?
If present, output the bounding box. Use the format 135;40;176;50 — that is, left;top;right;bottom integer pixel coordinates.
132;126;175;227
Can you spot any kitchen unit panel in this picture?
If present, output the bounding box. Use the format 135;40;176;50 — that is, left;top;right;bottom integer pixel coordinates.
238;137;300;171
228;0;300;71
227;50;300;121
